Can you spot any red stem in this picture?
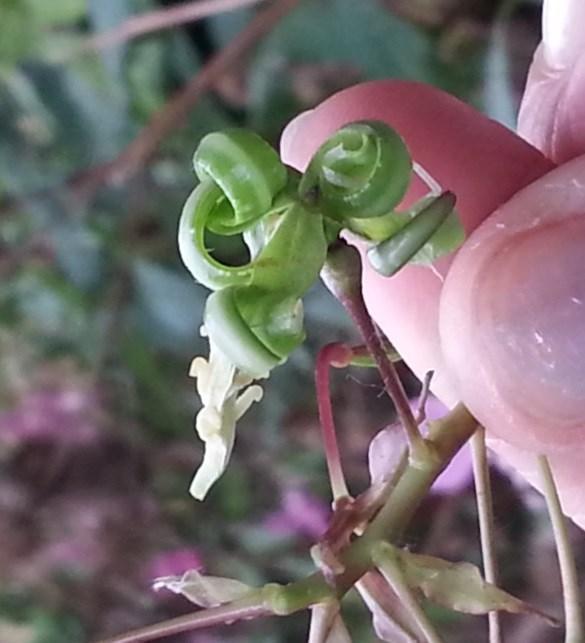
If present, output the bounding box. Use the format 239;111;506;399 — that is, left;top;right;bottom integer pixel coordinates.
315;343;353;500
321;244;425;458
97;596;270;643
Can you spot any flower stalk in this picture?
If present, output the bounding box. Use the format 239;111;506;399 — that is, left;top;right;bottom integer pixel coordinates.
373;542;445;643
315;342;353;500
470;426;502;643
321;241;438;467
538;454;584;643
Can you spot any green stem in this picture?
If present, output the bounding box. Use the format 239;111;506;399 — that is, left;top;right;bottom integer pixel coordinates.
538;454;584;643
470;427;502;643
275;404;478;613
373;542;445;643
100;404;477;643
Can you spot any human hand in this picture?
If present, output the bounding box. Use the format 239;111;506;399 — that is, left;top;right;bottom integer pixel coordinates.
280;0;585;527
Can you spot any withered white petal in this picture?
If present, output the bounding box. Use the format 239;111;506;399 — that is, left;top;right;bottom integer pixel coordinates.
189;340;263;500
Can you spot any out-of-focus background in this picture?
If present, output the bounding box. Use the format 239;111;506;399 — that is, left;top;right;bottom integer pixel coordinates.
1;1;581;642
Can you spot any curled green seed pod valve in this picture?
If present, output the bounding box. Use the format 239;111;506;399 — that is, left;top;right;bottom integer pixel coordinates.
367;191;456;276
194;129;288;234
203;288;283;379
299;120;412;220
178;128;330;499
179;183;327;291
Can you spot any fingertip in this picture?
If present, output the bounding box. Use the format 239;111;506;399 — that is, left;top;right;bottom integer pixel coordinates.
542;0;585;70
440;154;585;452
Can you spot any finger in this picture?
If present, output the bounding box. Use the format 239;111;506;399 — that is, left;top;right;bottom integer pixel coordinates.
440;153;585;455
542;0;585;70
518;0;585;162
280;80;552;398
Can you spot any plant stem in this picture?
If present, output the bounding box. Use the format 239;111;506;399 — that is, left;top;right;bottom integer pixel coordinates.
102;403;478;643
321;242;431;465
307;601;342;643
373;542;445;643
538;455;584;643
97;594;271;643
315;343;352;500
471;427;502;643
277;404;478;613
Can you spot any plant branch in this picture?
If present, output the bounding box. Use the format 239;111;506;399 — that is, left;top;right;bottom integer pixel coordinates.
538;454;584;643
373;542;445;643
471;426;502;643
76;0;266;57
97;594;271;643
321;242;432;464
277;404;478;613
315;343;353;500
102;403;477;643
69;0;300;203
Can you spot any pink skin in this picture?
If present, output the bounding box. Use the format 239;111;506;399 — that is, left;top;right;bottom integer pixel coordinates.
281;1;585;528
518;0;585;164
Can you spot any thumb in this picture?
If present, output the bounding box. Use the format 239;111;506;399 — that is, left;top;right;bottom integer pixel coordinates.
440;154;585;526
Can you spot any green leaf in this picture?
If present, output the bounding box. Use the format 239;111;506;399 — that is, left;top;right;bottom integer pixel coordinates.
31;0;86;27
255;0;432;80
0;1;37;66
50;222;104;291
395;548;557;625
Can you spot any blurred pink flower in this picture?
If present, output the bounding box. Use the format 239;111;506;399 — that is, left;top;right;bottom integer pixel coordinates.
263;488;329;540
0;387;100;445
432;445;473;495
148;548;205;580
369;395;473;495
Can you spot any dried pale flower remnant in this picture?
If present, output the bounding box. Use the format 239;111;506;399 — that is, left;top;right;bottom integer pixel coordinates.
188;339;263;501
